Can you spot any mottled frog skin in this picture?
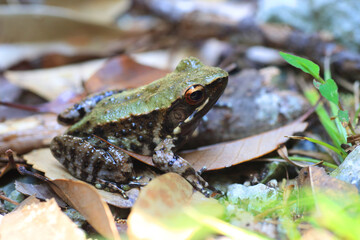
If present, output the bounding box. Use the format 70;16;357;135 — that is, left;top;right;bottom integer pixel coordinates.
50;57;228;197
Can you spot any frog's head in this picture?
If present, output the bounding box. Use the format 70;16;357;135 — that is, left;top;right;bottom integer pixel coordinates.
164;57;228;146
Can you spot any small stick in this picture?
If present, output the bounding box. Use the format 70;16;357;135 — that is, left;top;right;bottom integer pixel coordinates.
0;191;19;206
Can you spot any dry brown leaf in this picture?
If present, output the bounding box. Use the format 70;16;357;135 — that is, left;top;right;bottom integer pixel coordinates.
23;148;140;208
43;0;131;24
0;150;18;178
0;41;121;71
85;55;170;93
0;4;136;70
298;166;359;199
5;59;106;100
50;179;120;240
277;145;313;168
183;120;308;170
128;172;217;240
0;198;86;240
130;49;198;70
0;113;66;155
15;181;67;208
0;6;125;43
14;195;41;210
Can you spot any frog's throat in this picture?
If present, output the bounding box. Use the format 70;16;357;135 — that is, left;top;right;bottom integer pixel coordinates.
172;97;209;135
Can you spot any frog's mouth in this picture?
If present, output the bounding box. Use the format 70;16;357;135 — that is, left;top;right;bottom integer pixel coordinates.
175;76;228;136
183;98;210;124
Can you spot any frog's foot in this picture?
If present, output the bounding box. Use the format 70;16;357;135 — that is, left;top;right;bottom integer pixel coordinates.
127;181;147;188
197;166;207;175
185;171;211;197
95;179;129;199
152;138;210;197
95;179;146;199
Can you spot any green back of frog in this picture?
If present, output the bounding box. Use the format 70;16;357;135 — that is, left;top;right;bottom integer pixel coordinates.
69;57;228;132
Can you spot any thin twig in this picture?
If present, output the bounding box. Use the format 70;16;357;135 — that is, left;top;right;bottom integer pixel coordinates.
0;192;19;206
0;157;25;164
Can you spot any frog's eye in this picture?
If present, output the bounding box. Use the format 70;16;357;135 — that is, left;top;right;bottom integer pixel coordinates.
185;84;205;105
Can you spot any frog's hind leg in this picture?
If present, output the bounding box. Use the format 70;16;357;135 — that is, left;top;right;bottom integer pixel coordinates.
152;138;211;197
50;135;135;197
58;89;124;125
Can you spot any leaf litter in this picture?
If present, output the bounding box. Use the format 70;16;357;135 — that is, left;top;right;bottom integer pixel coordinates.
23;148;141;208
1;1;360;239
15;181;67;208
7;52;309;239
0;197;86;240
5;59;106;101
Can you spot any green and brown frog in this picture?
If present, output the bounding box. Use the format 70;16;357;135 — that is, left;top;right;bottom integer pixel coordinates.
50;57;228;198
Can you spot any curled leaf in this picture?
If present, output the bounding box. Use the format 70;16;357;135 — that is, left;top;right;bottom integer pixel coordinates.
50;179;120;240
128;173;221;240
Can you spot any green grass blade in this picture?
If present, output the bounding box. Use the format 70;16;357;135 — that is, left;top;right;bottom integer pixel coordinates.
184;207;270;240
287;156;338;169
330;102;347;144
304;88;346;159
301;136;344;157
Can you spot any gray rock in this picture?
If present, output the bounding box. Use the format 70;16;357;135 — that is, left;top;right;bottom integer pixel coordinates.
4;190;24;212
227;183;279;212
257;0;360;51
331;146;360;190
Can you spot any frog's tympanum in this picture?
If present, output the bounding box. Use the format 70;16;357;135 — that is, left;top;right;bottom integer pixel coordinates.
50;57;228;198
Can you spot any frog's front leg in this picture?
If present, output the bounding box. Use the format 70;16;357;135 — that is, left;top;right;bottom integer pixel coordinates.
58;89;124;125
50;135;135;198
152;138;210;196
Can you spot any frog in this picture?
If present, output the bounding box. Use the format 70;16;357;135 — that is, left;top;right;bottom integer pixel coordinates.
50;57;228;198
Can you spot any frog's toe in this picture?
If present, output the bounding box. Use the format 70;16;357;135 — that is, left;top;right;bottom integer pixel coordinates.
200;188;211;197
128;181;147;188
185;174;210;194
96;179;129;199
197;166;207;175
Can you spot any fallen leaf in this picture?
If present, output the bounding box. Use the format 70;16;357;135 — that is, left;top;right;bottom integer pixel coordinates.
15;195;41;210
297;166;359;202
127;172;221;240
23;148;141;208
0;150;18;178
15;181;67;208
50;179;120;240
5;59;106;100
183;120;308;170
0;42;119;71
43;0;131;25
277;145;314;168
85;55;170;93
0;4;136;70
0;113;66;155
130;49;196;70
0;198;86;240
0;5;125;43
